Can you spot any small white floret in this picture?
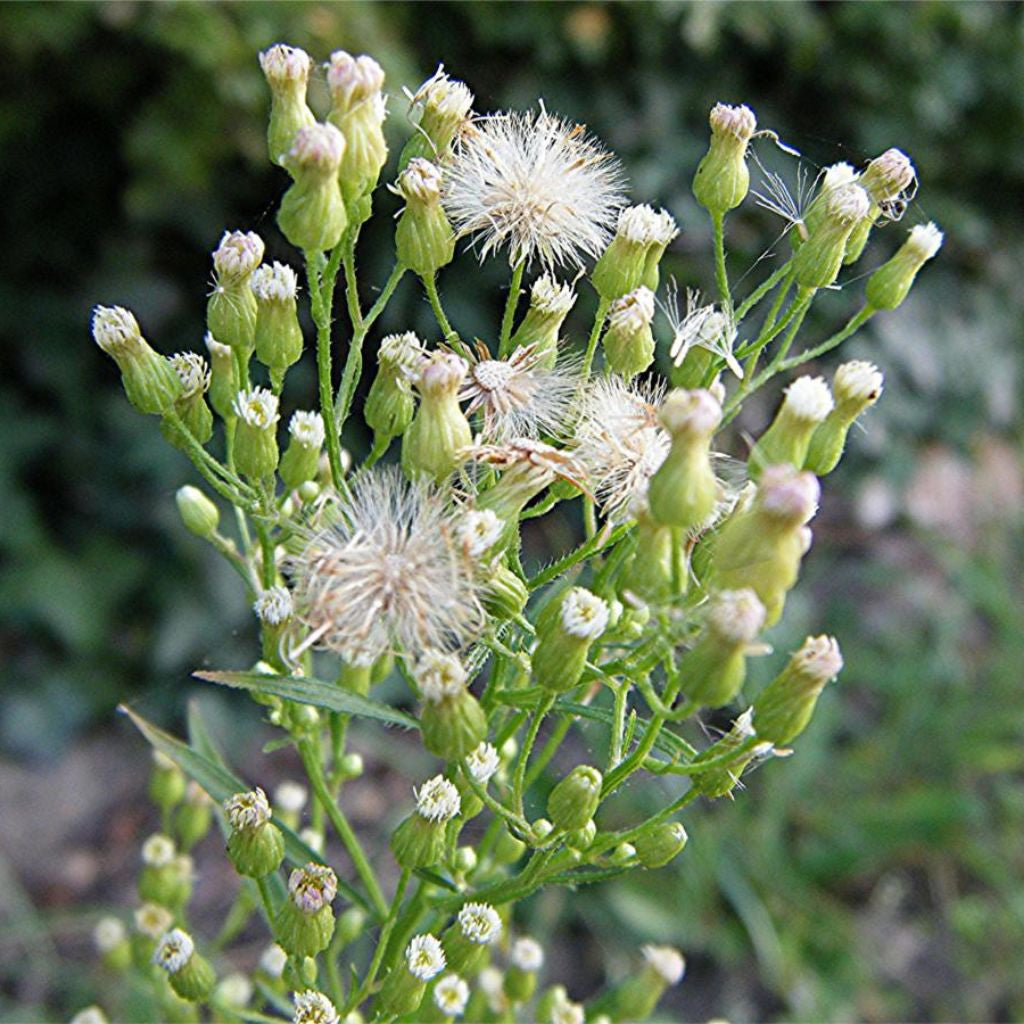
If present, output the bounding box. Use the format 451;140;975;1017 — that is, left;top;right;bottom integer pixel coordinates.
457;901;502;944
415;775;461;822
782;376;834;424
213;231;264;279
254;586;294;626
560;588;609;640
153;928;194;974
251;261;299;303
292;989;340;1024
274;780;308;814
289;410;326;448
141;833;175;867
224;788;272;830
233;386;280;429
417;650;468;702
511;936;544;971
93;917;126;953
465;741;500;785
405;933;446;980
433;974;470;1017
642;943;686;985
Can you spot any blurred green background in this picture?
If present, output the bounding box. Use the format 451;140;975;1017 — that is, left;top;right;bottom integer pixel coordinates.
2;1;1022;1021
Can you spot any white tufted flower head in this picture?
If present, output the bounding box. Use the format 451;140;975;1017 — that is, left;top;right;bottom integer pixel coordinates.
135;902;173;939
530;272;578;316
758;465;820;523
560;588;609;640
288;123;346;175
251;262;299;303
433;974;470;1017
642;944;686;985
834;361;884;407
608;286;655;334
289;410;326;449
907;222;944;260
415;775;462;822
862;147;916;205
216;973;254;1008
254;586;294;626
614;204;667;246
511;936;544;971
825;182;871;225
405;933;446;980
259;943;288;978
70;1007;108;1024
708;589;766;645
327;50;385;108
658;388;722;438
225;788;272;830
417;650;468;702
169;352;210;398
91;305;141;354
93;917;126;953
141;833;175;867
457;901;502;945
781;376;834;424
153;928;194;974
709;102;756;141
457;508;505;558
792;635;844;682
292;989;340;1024
378;331;424;373
233;387;279;429
288;864;338;914
397;158;444;204
213;231;264;280
260;44;313;87
465;741;500;785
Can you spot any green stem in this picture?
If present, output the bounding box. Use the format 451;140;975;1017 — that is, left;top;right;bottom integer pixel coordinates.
356;869;412;1005
524;715;572;789
512;692;556;815
608;681;629;769
165;411;254;506
581;297;611;377
711;210;731;315
734;259;792;322
341;231;363;331
499;260;526;354
779;305;874;372
527;523;628;591
424;274;458;344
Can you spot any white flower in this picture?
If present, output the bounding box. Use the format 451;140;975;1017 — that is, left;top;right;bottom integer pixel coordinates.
288;467;484;663
781;376;834;424
288;864;338;914
443;107;627;269
477;965;509;1012
560;588;609;639
224;787;272;830
833;361;883;406
433;974;470;1017
274;780;308;814
661;282;742;378
642;944;686;985
300;828;325;854
92;917;126;953
792;635;844;682
608;286;655;334
405;933;446;980
70;1007;108;1024
233;386;279;429
825;182;871;224
260;44;313;87
613;204;667;245
292;989;340;1024
213;230;264;280
863;147;917;206
511;936;544;971
907;222;943;260
709;102;756;140
169;352;210;398
550;996;585;1024
408;66;474;128
415;775;461;822
326;50;385;109
758;465;820;522
378;331;425;373
135;902;173;939
153;928;194;974
289;410;326;449
529;272;578;316
251;261;299;303
457;901;502;944
396;158;444;204
460;342;581;442
259;943;288;978
141;833;175;867
91;305;140;353
254;586;294;626
417;650;468;702
465;741;500;785
215;973;254;1007
457;508;505;558
708;589;766;645
572;375;670;521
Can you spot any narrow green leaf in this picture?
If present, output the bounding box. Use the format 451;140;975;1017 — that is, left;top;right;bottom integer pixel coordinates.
194;670;419;731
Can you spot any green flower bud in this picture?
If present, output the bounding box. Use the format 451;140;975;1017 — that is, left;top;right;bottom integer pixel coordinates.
592;205;664;301
336;907;368;947
175;781;213;851
794;183;871;291
647;388;721;530
547;765;603;832
507;272;577;364
692;103;756;215
204;332;239;421
365;331;424;444
417;652;488;760
640;208;679;292
753;635;842;745
805;361;884;475
401;352;472;483
678;589;765;708
278;124;348;253
492;824;527;865
251;262;304;387
149;751;186;810
442;901;502;975
475;452;557;525
503;938;543;1004
283;958;318;992
378;933;446;1017
279;411;325;490
633;821;688;869
207;231;264;354
481;561;529;620
153;929;215;1003
175;485;220;540
866;222;943;310
274;864;338;958
394;159;456;277
259;45;316;166
842;149;915;266
336;652;373;697
711;465;819;626
91;306;182;416
611;841;636;865
796;163;858;246
138;835;191;908
399;70;474;170
607;945;686;1021
603;286;655;377
326;51;388;204
231;387;280;481
224;788;285;878
626;513;678;604
567;818;597;851
391;775;461;870
691;707;762;798
93;916;132;972
749;375;834;479
532;587;609;692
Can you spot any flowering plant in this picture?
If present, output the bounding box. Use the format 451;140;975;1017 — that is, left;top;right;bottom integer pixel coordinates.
82;44;939;1024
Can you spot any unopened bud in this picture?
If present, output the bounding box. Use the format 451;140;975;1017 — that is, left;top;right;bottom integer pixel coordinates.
603;286;656;377
394;159;455;276
507;272;577;364
749;376;834;478
866;222;943;310
794;183;871;290
259;44;317;166
207;232;264;355
532;587;609;692
547;765;603;832
326;51;388;204
401;353;472;483
274;864;337;957
279;124;348;252
280;411;326;489
805;361;884;475
231;387;280;480
692;103;756;215
153;928;215;1002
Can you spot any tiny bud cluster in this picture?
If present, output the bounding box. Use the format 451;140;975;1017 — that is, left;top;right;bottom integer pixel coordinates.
793;634;844;681
135;902;173;938
260;44;312;86
93;917;126;953
710;101;757;139
398;158;444;203
530;272;578;315
141;833;175;866
608;286;655;332
834;361;884;405
512;936;545;971
91;305;141;352
289;123;346;172
908;222;944;259
782;376;834;423
170;352;210;397
457;508;505;557
708;589;766;644
465;741;500;784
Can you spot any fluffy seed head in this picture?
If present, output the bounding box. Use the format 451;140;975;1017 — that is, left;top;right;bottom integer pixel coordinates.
792;635;844;682
825;182;871;224
708;589;766;644
417;650;468;702
456;508;505;558
288;467;484;662
415;775;462;822
260;44;312;87
782;376;834;423
251;261;299;303
135;902;173;939
608;286;655;333
169;352;210;398
758;465;820;523
259;944;288;978
289;410;326;448
907;222;944;260
834;361;884;406
254;586;294;626
288;864;338;914
560;587;609;639
529;272;578;316
141;833;175;866
405;934;446;980
93;917;126;953
663;284;741;378
465;741;500;784
463;437;590;494
433;974;470;1016
397;158;444;203
292;990;340;1024
710;102;756;140
642;944;686;985
225;788;272;830
512;936;544;971
92;305;141;353
213;231;264;280
658;388;722;437
288;123;346;173
233;386;280;429
443;108;627;269
457;901;502;944
153;929;194;974
326;51;385;108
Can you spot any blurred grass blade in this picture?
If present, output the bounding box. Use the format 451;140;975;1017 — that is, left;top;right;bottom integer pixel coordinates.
194;670;419;730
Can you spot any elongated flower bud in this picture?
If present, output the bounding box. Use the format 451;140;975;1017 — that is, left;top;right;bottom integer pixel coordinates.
231;387;280;481
532;587;609;692
377;934;446;1017
399;70;474;170
280;411;325;490
647;388;721;530
794;183;871;291
442;901;502;974
753;635;842;744
603;286;655;378
866;222;943;310
626;513;678;604
692;103;756;215
507;272;577;364
279;124;348;253
326;51;388;203
805;361;883;475
417;651;487;760
175;780;213;851
592;205;664;301
749;376;834;478
391;775;461;869
394;158;455;276
401;352;472;483
251;262;303;387
365;331;423;444
547;765;602;832
207;231;264;355
225;788;285;878
162;352;214;449
274;864;337;957
153;928;215;1002
604;944;685;1022
204;331;238;420
148;750;186;810
504;937;544;1004
260;45;316;166
691;707;763;798
641;208;679;292
92;306;182;416
481;561;529;620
